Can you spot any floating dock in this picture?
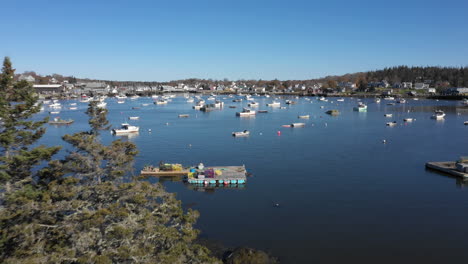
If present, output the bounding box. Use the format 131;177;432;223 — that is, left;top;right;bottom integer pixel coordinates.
187;166;247;185
140;169;189;176
426;161;468;178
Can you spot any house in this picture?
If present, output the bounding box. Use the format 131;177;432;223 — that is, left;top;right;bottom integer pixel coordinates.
82;82;110;94
338;82;356;90
402;82;412;89
414;83;429;90
427;88;436;94
19;74;35;83
33;84;64;94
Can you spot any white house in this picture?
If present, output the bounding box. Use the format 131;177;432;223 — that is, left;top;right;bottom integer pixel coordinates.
19;74;35;83
414;83;429;90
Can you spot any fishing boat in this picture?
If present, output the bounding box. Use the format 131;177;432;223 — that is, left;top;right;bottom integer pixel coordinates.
464;121;468;125
236;108;256;117
258;110;268;113
386;121;397;127
325;110;340;116
49;103;61;109
129;116;140;120
186;98;194;103
70;103;77;106
298;115;310;119
232;98;243;102
112;123;139;134
132;107;141;110
397;99;406;104
228;106;237;108
69;107;77;110
403;118;414;122
431;110;446;120
49;117;74;125
232;130;250;137
49;111;60;114
375;98;381;103
248;101;259;107
285;100;296;105
337;98;345;102
142;103;150;106
130;95;140;100
318;96;327;102
462;99;468;106
353;102;367;112
97;102;107;108
384;114;393;117
291;123;305;127
383;96;395;100
154;100;168;105
267;101;281;107
178;114;190;118
117;100;125;104
116;94;127;100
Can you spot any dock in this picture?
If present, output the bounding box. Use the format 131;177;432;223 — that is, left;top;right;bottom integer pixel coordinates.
140;169;189;176
187;166;247;185
426;161;468;178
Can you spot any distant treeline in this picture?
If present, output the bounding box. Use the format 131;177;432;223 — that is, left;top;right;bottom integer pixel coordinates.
18;66;468;89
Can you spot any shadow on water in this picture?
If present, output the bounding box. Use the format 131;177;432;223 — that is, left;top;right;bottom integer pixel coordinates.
425;168;468;188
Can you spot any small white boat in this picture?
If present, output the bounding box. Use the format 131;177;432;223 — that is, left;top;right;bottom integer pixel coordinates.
397;99;406;104
49;103;62;109
291;123;306;127
129;116;139;120
207;96;216;101
142;103;150;106
384;114;393;117
70;103;77;106
69;107;77;110
232;130;250;137
154;100;168;105
383;97;395;101
318;96;327;102
49;111;60;114
130;95;140;100
413;98;419;101
431;110;445;120
464;121;468;125
353;102;367;112
116;95;127;100
151;95;159;99
248;101;259;107
375;98;381;103
112;123;139;134
298;115;310;119
236;108;256;116
337;98;345;102
461;99;468;105
97;102;107;108
266;101;281;107
117;100;125;104
386;121;397;127
187;98;194;103
403;118;414;122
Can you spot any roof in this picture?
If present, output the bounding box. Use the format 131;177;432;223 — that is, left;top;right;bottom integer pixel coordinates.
33;84;62;88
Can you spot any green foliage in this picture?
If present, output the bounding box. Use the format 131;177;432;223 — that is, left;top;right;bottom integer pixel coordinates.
0;58;220;264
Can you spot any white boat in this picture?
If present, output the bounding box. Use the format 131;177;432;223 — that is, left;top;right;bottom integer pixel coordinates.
383;96;395;100
49;111;60;114
298;115;310;119
69;107;77;110
142;103;150;106
43;100;51;104
193;101;205;110
187;98;194;103
97;102;107;108
353;102;367;112
266;101;281;107
431;110;445;120
207;96;216;101
151;95;159;99
265;95;270;98
413;98;419;101
397;99;406;104
384;114;393;117
117;100;125;104
462;99;468;105
154;100;168;105
318;96;327;101
375;98;381;103
70;103;77;106
337;98;345;102
403;118;414;122
236;108;256;116
232;130;250;137
386;121;397;127
49;103;62;109
464;121;468;125
112;123;139;134
116;95;127;99
248;101;259;107
130;95;140;100
129;116;139;120
291;123;306;127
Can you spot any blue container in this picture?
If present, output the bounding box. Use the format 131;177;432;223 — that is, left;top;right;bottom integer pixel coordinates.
238;180;245;184
210;180;216;184
190;168;196;173
230;180;237;184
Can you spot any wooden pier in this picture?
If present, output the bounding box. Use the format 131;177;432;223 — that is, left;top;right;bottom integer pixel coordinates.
426;161;468;178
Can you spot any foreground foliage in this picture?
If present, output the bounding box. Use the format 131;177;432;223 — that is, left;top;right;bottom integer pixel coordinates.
0;57;219;263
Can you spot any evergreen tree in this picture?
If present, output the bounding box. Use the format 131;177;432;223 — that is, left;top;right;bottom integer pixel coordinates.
0;57;60;189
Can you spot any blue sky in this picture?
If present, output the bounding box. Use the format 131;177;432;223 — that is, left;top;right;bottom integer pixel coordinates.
1;0;467;81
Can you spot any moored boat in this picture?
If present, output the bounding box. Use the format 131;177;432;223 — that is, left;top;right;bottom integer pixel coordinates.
236;108;256;117
298;115;310;119
431;110;445;120
353;102;367;112
232;130;250;137
49;117;74;125
112;123;139;134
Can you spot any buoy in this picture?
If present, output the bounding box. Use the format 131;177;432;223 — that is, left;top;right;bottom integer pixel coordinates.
148;129;152;132
382;139;387;144
277;131;281;136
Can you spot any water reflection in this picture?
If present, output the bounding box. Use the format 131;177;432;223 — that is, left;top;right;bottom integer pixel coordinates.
185;183;246;193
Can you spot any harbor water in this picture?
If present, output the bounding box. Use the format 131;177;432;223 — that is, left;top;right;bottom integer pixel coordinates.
36;95;468;263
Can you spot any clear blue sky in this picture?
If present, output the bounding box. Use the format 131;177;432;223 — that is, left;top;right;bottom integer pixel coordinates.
2;0;467;81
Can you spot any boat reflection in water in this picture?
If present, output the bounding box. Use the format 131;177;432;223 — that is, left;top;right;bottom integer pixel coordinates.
185;183;246;193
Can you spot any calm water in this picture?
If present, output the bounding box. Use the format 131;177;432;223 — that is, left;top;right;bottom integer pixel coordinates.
37;95;468;263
